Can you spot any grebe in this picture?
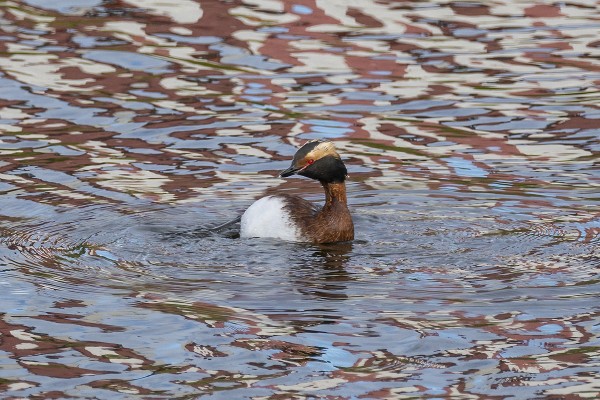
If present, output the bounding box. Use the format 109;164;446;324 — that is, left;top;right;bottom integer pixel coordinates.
240;140;354;244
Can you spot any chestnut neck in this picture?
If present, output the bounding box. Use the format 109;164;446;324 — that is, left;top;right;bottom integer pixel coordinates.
321;181;348;209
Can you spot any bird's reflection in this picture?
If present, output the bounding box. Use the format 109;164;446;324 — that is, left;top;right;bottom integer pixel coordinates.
290;242;354;301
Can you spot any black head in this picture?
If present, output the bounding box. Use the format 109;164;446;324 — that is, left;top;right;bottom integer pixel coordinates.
280;140;347;183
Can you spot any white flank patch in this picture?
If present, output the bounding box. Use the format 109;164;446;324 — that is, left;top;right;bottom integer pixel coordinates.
240;196;302;242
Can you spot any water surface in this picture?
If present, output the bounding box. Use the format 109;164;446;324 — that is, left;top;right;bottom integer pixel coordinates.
0;0;599;398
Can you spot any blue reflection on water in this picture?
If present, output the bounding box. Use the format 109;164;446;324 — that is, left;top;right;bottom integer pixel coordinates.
445;157;488;178
22;0;102;14
83;50;172;73
292;5;313;15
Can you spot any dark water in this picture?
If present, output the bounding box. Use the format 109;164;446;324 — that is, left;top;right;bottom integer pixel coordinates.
1;0;599;398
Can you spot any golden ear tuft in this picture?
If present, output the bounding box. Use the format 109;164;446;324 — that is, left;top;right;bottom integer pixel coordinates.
309;141;339;159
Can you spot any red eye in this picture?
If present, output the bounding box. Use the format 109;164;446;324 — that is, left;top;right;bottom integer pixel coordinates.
306;159;314;165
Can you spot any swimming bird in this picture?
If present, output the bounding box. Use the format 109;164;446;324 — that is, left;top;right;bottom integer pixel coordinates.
240;140;354;244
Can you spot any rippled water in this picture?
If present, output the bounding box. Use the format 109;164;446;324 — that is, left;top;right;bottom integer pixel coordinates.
1;0;599;398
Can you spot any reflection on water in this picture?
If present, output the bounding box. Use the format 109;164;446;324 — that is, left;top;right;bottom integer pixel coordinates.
0;0;599;397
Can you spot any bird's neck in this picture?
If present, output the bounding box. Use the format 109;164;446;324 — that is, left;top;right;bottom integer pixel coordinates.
321;181;347;209
307;180;353;243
